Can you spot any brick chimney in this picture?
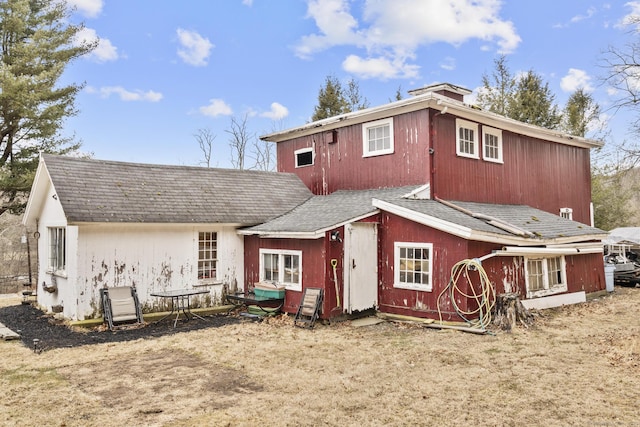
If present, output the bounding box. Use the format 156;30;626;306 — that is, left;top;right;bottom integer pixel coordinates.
407;83;471;102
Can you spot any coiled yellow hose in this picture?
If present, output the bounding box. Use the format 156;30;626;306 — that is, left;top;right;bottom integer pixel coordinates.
437;258;496;330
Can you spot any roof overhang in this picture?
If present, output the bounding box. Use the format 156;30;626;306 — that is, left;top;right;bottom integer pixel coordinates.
373;198;608;246
492;244;604;257
261;92;603;150
237;211;380;239
22;155;55;227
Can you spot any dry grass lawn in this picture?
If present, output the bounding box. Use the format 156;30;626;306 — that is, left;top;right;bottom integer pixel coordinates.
1;288;639;427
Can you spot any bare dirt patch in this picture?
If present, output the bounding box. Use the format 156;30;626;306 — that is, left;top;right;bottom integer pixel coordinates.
1;289;639;426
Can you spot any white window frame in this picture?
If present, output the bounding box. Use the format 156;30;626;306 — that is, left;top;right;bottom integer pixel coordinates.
393;242;433;292
295;147;315;168
482;126;503;163
259;248;302;291
456;119;479;159
47;226;66;274
524;256;568;298
362;117;394;157
560;207;573;220
197;231;218;283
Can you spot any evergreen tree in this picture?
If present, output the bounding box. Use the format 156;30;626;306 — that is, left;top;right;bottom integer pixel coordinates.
344;78;369;112
562;88;601;137
591;163;635;230
476;55;515;116
0;0;96;214
312;75;347;121
508;70;562;129
390;85;403;102
311;75;368;121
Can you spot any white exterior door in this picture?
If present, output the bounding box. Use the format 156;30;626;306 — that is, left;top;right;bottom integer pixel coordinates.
344;222;378;313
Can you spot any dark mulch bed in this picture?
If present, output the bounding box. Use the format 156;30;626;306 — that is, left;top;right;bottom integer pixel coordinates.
0;303;241;352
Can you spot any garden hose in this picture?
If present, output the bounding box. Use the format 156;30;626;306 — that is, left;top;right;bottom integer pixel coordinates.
437;258;496;330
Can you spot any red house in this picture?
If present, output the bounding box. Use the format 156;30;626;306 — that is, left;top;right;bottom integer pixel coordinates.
241;83;607;322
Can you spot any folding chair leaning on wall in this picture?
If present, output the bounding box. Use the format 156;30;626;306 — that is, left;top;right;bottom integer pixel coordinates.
294;287;323;328
101;286;144;330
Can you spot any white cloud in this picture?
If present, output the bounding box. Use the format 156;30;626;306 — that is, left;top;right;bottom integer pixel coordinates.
570;7;596;24
242;0;254;5
616;1;640;28
260;102;289;120
199;99;233;117
560;68;594;92
294;0;363;59
74;28;118;62
342;54;419;79
89;86;163;102
554;6;597;28
295;0;520;80
67;0;103;18
176;29;214;66
439;56;456;71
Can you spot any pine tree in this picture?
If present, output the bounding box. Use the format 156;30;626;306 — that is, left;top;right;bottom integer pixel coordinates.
311;75;368;121
312;75;347;121
562;88;601;137
0;0;96;214
476;55;515;116
508;70;562;129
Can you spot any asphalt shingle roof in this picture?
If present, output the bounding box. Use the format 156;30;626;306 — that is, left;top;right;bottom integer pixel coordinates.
376;196;606;241
247;186;606;243
243;186;416;234
43;154;313;224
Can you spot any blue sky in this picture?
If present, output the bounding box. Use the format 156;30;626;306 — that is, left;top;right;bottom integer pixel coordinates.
62;0;639;168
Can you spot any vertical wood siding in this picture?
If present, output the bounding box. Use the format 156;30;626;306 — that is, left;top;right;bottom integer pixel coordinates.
72;224;245;320
431;114;593;224
378;214;605;320
378;211;471;320
244;235;333;317
277;110;431;195
278;109;594;225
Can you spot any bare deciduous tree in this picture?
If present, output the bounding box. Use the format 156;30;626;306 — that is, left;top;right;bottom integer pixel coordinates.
226;114;253;170
194;128;216;168
250;139;276;171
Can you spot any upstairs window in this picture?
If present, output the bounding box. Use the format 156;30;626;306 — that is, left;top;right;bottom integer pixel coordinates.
456;119;479;159
295;147;314;168
48;227;66;273
198;231;218;281
483;126;503;163
525;256;567;298
363;118;394;157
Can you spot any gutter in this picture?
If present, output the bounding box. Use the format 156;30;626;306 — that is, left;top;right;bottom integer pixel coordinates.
260;92;603;150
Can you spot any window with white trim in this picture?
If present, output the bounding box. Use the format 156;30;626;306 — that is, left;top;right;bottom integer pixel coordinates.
198;232;218;281
394;242;433;291
560;208;573;220
295;147;314;167
259;249;302;291
362;117;394;157
525;256;567;298
48;227;66;273
456;119;479;159
483;126;503;163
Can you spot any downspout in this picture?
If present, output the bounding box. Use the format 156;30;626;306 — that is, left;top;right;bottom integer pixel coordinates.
429;110;437;199
429;104;449;200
